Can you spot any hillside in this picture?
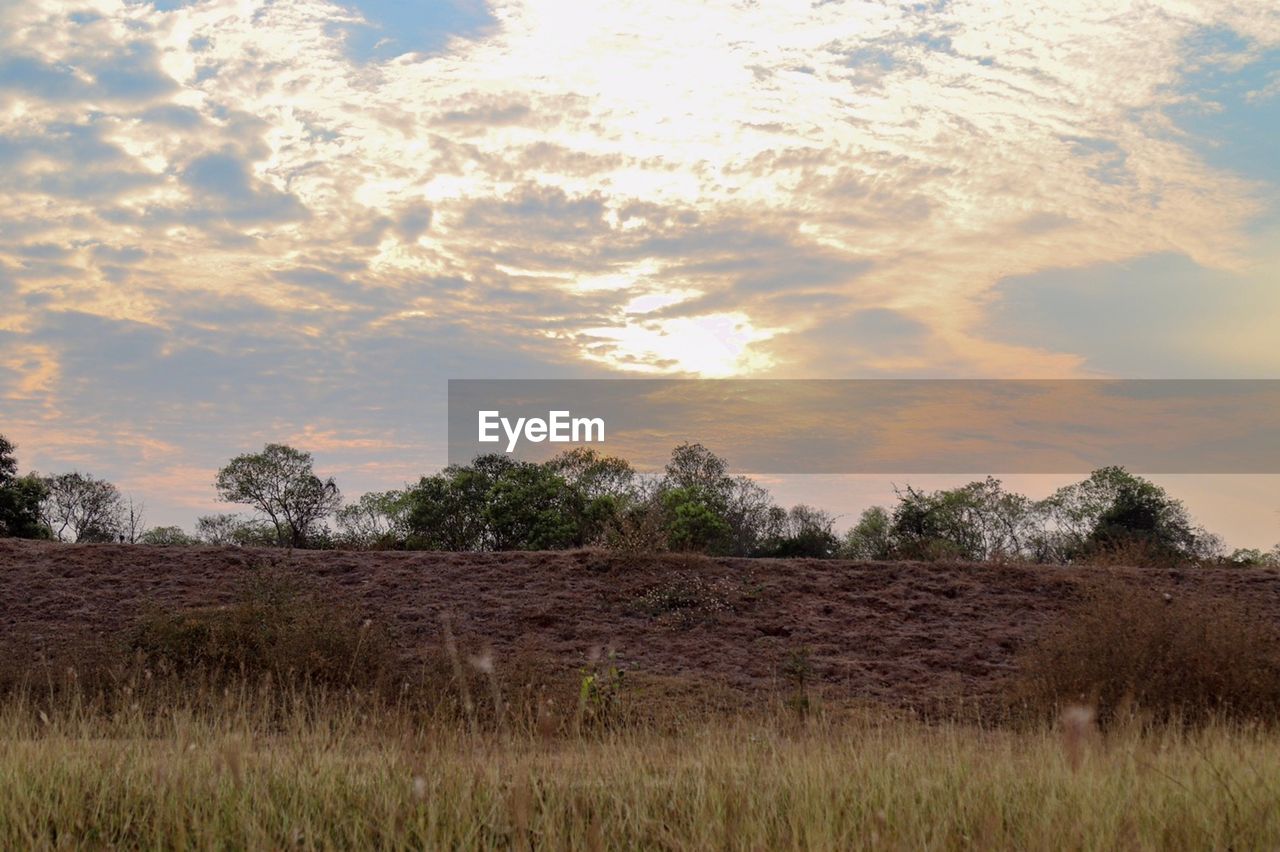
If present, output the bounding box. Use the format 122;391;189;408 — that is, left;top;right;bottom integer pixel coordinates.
3;538;1278;712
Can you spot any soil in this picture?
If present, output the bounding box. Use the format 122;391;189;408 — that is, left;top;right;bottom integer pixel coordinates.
3;539;1279;712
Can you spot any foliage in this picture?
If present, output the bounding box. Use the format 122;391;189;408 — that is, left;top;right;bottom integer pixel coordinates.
841;506;893;560
1224;547;1280;568
486;463;584;550
547;447;636;544
0;436;49;539
214;444;341;548
660;486;733;553
887;478;1036;561
577;649;626;731
39;472;126;543
0;434;15;483
335;489;412;549
406;451;632;552
757;504;839;558
139;526;198;546
1034;466;1203;563
405;455;513;550
195;513;276;546
849;468;1216;566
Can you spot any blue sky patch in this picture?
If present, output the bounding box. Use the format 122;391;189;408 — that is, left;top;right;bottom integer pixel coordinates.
1168;27;1280;192
333;0;496;62
986;252;1274;378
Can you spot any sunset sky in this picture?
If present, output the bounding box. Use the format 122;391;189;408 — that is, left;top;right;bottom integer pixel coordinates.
1;0;1277;544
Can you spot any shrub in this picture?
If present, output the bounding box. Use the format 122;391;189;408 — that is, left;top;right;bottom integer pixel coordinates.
129;568;393;688
632;570;733;626
604;498;669;556
1011;577;1280;726
139;526;197;546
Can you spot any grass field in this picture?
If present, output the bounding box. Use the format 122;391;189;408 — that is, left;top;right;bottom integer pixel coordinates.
3;692;1280;850
5;544;1280;849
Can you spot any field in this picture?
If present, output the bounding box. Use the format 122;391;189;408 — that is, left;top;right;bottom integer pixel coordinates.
3;538;1280;848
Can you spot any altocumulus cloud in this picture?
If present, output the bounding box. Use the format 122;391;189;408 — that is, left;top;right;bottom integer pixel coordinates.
0;0;1277;521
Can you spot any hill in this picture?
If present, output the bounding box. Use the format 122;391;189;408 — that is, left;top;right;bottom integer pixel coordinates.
3;538;1278;712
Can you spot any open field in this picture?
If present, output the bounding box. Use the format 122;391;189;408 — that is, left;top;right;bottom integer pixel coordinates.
3;698;1280;850
4;539;1280;848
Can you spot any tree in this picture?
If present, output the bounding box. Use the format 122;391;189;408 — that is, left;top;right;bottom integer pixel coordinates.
722;476;777;556
486;462;582;550
1036;467;1201;562
121;497;146;544
663;442;731;497
404;458;510;550
0;435;49;539
0;435;16;483
214;444;341;548
886;478;1037;561
759;504;839;558
40;472;125;542
842;506;893;560
140;526;198;546
546;448;636;544
336;490;412;549
661;486;732;553
195;513;275;546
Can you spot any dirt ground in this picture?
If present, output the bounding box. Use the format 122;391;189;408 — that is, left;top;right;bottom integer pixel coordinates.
3;539;1279;711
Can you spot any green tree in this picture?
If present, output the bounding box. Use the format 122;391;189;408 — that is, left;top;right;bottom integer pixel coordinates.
336;489;412;549
759;504;839;558
659;444;775;556
841;506;893;560
661;486;732;553
0;435;49;539
1037;467;1201;562
486;463;582;550
546;448;636;544
214;444;341;548
140;526;198;546
404;457;510;550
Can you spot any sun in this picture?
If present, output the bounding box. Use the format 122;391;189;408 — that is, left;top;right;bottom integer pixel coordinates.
576;312;777;377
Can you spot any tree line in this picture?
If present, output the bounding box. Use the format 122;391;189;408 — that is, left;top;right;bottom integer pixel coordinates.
2;433;1277;566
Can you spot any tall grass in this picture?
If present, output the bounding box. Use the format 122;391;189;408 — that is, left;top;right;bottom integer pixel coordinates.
1012;576;1280;726
4;691;1280;850
7;565;1280;848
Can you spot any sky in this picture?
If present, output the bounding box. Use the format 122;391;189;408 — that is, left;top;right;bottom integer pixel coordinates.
0;0;1278;545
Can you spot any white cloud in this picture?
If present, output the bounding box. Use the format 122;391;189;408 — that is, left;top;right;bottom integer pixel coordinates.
1;0;1279;517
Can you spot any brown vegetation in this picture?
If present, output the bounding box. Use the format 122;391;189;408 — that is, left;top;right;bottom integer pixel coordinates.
5;538;1280;721
1012;576;1280;725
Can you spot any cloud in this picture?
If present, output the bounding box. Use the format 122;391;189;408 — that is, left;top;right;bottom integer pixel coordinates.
0;0;1278;524
180;149;309;224
985;251;1280;378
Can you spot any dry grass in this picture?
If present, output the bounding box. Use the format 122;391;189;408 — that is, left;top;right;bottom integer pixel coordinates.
7;557;1280;847
4;688;1280;850
1012;576;1280;726
128;567;395;689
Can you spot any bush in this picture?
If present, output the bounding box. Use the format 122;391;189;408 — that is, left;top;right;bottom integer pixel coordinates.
1012;577;1280;726
130;568;393;688
632;570;733;627
139;526;197;546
